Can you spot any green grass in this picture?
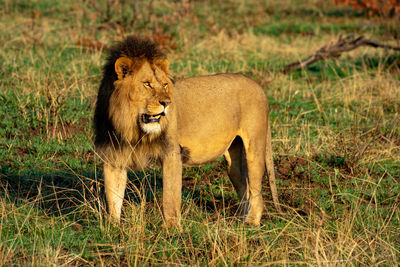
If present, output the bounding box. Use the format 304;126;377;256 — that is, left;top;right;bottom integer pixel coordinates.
1;0;399;265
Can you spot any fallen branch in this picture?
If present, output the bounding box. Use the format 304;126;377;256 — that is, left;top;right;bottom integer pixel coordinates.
281;35;400;73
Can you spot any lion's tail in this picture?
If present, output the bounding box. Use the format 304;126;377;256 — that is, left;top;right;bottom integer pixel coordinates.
265;119;283;214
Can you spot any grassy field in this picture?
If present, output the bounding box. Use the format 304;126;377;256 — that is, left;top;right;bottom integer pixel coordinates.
0;0;399;265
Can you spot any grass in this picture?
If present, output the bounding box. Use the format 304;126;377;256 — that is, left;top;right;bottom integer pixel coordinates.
1;0;399;265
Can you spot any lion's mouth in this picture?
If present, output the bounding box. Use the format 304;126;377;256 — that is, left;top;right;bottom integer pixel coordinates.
142;112;165;124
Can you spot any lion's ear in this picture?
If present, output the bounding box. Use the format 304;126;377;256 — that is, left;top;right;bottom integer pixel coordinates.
115;57;134;80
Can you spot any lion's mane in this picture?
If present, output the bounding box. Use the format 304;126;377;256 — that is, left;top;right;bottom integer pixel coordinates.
94;36;169;166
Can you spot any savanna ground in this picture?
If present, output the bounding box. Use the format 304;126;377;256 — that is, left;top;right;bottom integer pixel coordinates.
0;0;399;265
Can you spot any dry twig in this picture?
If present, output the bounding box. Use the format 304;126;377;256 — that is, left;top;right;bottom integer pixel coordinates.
281;35;400;73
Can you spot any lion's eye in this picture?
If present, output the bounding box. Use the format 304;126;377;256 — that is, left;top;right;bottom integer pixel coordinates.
144;82;151;88
163;83;168;89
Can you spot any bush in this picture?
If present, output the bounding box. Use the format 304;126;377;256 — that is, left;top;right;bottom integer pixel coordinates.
333;0;400;17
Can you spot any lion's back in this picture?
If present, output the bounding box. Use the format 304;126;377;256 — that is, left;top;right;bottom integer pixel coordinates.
174;73;268;123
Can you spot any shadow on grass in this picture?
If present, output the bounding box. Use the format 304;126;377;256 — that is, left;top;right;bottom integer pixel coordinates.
0;164;241;220
0;165;164;219
1;152;368;222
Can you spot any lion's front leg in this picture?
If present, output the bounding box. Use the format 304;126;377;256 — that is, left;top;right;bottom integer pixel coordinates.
162;149;182;227
104;163;128;220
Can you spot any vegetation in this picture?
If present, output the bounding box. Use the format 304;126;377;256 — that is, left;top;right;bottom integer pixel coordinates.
0;0;399;265
333;0;400;17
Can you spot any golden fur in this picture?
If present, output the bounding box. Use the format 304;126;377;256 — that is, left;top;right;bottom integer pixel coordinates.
94;36;282;226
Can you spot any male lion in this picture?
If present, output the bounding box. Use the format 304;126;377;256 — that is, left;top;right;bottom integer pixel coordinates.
94;36;282;226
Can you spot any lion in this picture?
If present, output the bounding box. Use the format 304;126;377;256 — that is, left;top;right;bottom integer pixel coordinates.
94;36;282;227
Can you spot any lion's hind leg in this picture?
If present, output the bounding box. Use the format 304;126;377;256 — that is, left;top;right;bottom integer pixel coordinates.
241;134;266;226
225;136;250;220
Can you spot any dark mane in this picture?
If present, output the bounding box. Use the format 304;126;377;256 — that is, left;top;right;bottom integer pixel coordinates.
93;36;166;148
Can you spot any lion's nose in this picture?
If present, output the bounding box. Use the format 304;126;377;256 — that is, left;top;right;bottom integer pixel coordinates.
159;100;171;108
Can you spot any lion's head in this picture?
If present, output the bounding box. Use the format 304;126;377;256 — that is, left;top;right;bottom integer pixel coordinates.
111;55;173;138
94;36;173;153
